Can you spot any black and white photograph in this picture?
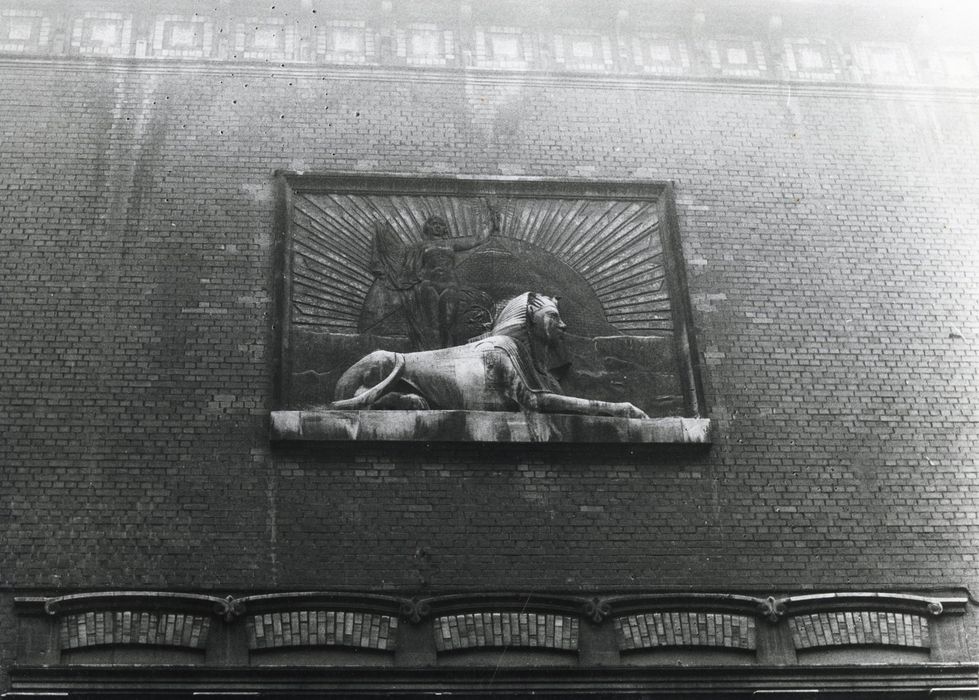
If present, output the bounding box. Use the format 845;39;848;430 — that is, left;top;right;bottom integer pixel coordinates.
0;0;977;697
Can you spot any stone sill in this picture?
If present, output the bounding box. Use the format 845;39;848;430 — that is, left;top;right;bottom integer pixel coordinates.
270;410;712;444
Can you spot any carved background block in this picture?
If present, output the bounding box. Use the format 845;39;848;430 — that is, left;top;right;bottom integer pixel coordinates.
632;35;691;76
152;16;213;59
783;39;843;82
397;24;454;66
0;10;50;53
318;21;374;64
474;28;534;69
235;20;296;61
70;12;132;57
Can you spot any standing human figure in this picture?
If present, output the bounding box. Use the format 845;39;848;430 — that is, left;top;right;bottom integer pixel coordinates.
369;204;498;350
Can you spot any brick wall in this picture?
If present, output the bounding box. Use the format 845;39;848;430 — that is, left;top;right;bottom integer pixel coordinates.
0;594;13;690
0;59;976;606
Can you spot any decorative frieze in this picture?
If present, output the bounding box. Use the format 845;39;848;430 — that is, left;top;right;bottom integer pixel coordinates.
783;38;843;82
318;21;375;64
631;34;691;76
0;2;974;90
936;48;979;84
397;23;454;67
69;11;132;57
552;31;614;72
151;15;213;59
851;42;918;84
474;27;533;70
235;19;298;62
433;612;578;653
708;38;767;78
615;612;756;652
0;9;50;53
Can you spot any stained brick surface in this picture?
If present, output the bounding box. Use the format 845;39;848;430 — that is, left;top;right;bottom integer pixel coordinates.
247;611;397;651
615;612;755;651
0;62;977;603
789;611;929;651
0;595;13;689
59;611;210;650
434;613;577;652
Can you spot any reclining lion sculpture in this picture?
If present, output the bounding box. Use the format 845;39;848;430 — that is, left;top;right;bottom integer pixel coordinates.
329;292;649;420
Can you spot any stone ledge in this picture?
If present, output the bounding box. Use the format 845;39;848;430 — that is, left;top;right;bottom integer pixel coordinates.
270;410;712;444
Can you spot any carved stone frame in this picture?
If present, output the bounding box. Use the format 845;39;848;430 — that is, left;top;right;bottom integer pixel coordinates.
270;172;708;443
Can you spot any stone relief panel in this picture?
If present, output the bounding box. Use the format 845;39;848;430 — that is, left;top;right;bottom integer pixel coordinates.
0;10;50;53
151;15;214;59
273;174;706;442
70;12;132;57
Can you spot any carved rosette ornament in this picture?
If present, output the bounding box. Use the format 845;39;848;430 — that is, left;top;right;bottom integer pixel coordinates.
584;597;612;624
400;598;432;624
216;594;244;622
762;596;787;623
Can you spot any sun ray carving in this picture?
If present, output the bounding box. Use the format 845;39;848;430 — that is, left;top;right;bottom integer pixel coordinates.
288;191;671;336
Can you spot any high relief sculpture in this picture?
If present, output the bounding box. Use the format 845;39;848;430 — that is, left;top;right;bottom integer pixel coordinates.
367;205;497;350
330;292;648;419
272;174;709;443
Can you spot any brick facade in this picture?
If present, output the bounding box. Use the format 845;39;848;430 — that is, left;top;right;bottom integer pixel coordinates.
0;0;977;694
2;59;975;591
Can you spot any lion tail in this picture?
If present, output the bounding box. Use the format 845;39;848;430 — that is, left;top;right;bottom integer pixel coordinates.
328;352;406;410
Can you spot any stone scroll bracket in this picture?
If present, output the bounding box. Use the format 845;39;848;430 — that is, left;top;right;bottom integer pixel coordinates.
269;410;713;444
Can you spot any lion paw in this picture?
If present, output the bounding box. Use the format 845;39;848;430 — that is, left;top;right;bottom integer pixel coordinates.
616;403;649;420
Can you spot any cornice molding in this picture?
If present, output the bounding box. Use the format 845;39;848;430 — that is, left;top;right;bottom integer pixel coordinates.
775;592;969;618
235;590;407;618
14;589;970;623
9;663;979;695
2;55;977;103
0;0;976;97
15;591;239;620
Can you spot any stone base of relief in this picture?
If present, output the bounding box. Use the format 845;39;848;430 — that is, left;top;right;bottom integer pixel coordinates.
271;410;712;444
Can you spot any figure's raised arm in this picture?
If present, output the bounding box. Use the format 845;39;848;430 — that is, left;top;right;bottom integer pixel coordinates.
450;200;499;252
